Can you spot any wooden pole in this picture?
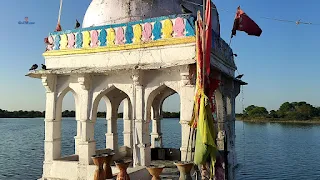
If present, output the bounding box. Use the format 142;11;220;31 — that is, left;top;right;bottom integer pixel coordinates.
185;127;192;161
202;0;206;89
201;0;208;177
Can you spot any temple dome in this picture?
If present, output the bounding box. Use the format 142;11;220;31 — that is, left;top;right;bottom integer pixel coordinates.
82;0;220;35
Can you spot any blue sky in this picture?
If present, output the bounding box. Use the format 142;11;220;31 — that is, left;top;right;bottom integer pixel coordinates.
0;0;319;113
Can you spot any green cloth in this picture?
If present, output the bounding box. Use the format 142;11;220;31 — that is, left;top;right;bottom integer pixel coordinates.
194;91;217;178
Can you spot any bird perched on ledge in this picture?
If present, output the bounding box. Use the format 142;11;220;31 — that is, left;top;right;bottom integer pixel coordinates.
29;64;38;71
55;23;62;32
44;37;49;44
41;64;47;70
180;4;192;14
236;74;244;79
75;19;80;29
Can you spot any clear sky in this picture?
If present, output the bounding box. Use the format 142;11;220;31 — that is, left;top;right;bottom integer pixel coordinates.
0;0;319;113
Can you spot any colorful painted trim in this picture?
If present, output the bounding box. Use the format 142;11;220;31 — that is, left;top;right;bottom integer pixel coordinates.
43;36;196;56
43;14;233;66
44;14;196;55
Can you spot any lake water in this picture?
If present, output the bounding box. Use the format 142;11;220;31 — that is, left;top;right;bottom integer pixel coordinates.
0;118;320;180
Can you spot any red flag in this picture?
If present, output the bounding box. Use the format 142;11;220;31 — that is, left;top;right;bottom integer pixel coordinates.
231;6;262;37
204;0;212;76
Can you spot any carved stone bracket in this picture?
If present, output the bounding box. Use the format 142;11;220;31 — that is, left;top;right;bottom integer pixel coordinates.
41;75;57;93
179;120;190;125
132;70;142;86
78;75;92;90
180;72;190;86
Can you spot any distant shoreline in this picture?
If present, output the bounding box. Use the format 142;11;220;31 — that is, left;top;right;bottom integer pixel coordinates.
236;118;320;124
0;109;180;119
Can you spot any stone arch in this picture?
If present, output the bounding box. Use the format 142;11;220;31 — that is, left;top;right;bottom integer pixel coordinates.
146;84;181;149
146;84;180;122
91;84;132;121
91;84;133;155
55;86;79;121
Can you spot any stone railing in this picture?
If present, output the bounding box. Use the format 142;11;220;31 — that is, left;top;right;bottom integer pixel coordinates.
44;14;196;53
212;31;235;68
43;14;235;68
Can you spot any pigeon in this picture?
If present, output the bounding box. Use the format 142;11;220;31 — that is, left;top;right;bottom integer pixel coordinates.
29;64;38;71
236;74;244;79
75;19;80;29
55;23;62;32
41;64;47;70
180;4;192;14
44;37;49;44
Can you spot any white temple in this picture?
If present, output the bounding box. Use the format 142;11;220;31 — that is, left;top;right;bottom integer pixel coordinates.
27;0;246;179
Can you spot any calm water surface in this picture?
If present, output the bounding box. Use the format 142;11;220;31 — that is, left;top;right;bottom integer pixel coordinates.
0;118;320;179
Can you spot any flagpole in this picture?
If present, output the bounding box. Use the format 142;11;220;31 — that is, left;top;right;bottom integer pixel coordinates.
202;0;206;89
58;0;63;24
229;37;232;46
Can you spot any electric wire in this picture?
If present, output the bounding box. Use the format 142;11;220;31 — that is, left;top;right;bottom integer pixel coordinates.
182;0;320;26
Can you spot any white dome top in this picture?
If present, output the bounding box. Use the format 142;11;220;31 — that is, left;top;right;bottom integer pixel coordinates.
82;0;220;35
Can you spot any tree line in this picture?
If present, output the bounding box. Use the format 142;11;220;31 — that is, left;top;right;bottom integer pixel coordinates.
236;101;320;121
0;109;180;119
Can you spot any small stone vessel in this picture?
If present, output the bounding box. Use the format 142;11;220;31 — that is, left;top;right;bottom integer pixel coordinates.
174;161;194;180
146;165;165;180
101;152;115;179
115;159;132;180
92;155;106;180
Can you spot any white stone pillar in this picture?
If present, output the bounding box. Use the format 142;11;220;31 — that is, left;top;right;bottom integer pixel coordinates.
74;119;81;155
42;75;59;177
132;71;151;167
77;75;96;166
123;98;133;148
150;106;162;148
215;88;227;150
179;84;195;161
226;90;235;180
105;98;118;151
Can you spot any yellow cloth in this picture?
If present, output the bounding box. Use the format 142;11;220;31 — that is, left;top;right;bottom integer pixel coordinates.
194;90;217;178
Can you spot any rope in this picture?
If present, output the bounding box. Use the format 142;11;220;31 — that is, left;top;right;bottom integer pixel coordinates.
240;84;246;172
57;0;63;23
182;0;320;26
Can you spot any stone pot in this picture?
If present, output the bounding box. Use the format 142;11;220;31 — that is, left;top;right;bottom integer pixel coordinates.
101;152;115;179
146;165;165;180
174;161;194;180
91;155;106;180
115;160;132;180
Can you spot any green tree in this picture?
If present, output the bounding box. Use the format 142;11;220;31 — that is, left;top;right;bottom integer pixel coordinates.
269;110;278;118
244;105;268;118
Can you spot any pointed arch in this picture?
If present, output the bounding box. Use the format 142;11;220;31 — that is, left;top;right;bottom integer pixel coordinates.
91;84;132;121
146;84;179;122
55;86;78;121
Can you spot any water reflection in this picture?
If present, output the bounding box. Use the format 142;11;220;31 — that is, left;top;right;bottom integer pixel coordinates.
1;118;320;179
236;120;320;180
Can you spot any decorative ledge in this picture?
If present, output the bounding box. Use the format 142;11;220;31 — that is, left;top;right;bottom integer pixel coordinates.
43;14;196;57
42;14;235;71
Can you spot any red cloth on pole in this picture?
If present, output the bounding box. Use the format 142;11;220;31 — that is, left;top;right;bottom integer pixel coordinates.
232;6;262;37
204;0;212;76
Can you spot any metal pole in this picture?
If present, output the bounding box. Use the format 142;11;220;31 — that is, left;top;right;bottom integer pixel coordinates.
58;0;63;23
